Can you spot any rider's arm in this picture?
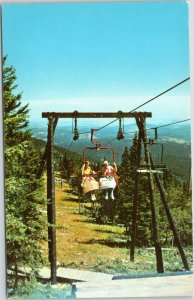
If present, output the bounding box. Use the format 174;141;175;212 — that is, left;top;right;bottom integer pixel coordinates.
101;167;106;176
81;164;85;176
113;162;117;173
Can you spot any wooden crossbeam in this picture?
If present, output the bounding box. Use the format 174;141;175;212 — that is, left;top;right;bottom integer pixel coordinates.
42;111;152;118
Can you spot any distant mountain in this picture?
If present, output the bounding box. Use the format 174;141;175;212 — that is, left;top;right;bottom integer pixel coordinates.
30;122;191;143
31;123;191;182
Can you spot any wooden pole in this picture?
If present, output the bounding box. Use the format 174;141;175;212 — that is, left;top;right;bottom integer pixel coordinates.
130;132;142;261
47;117;57;284
37;118;58;179
150;154;190;271
139;117;164;273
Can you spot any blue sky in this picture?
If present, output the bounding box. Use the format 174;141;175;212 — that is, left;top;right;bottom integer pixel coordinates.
2;1;191;127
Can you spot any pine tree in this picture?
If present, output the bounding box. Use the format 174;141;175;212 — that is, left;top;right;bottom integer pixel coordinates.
118;135;152;246
157;172;192;247
3;57;47;289
117;147;132;230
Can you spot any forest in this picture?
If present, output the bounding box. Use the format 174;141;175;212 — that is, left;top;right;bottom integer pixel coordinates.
3;57;193;298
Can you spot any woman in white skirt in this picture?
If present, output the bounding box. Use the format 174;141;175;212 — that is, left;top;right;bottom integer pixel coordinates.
100;160;117;200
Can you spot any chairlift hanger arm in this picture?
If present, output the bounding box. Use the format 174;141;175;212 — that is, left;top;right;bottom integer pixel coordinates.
91;128;101;145
143;141;164;164
154;143;164;164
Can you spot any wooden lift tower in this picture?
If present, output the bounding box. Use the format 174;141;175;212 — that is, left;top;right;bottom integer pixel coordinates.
41;111;190;284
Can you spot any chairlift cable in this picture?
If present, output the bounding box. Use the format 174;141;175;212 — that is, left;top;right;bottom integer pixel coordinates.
67;139;74;153
79;130;91;135
96;118;119;131
150;118;191;130
96;77;190;132
77;77;190;136
124;118;191;135
106;118;191;145
130;77;190;112
107;137;117;144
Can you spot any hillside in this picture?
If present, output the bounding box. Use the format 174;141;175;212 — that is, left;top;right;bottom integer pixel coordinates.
41;182;193;274
32;137;82;175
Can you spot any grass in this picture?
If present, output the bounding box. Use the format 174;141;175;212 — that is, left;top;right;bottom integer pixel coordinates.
42;180;193;275
9;179;193;299
9;282;72;299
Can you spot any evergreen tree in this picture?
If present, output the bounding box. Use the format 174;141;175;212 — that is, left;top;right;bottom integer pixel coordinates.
117;146;134;226
118;134;192;248
62;154;75;179
3;57;46;289
118;135;152;246
157;172;192;247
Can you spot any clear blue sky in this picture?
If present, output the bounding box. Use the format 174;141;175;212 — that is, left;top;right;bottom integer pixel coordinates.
2;1;191;126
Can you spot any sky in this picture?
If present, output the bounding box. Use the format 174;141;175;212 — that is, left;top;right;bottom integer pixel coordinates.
2;1;191;127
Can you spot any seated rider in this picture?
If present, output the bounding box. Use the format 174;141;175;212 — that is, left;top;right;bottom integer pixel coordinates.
101;160;117;200
81;161;97;201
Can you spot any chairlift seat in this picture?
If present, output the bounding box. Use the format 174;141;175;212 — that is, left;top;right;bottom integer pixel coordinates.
137;169;163;174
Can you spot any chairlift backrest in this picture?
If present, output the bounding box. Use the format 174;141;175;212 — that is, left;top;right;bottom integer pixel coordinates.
148;140;164;164
82;145;116;164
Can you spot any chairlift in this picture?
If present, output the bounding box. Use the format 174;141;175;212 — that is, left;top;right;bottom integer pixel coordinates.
82;128;116;165
82;145;116;167
138;135;167;173
81;128;118;194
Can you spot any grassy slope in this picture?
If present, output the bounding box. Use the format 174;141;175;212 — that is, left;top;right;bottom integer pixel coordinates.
42;181;193;275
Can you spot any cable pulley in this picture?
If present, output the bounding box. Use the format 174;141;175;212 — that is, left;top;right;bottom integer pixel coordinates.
154;128;158;140
73;118;79;141
117;118;124;140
